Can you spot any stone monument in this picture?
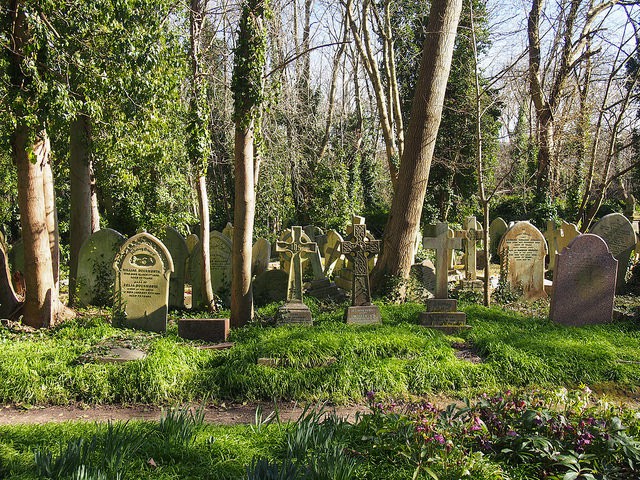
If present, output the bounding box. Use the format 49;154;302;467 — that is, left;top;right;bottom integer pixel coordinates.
498;221;548;300
543;220;563;271
341;220;381;324
275;226;317;324
590;213;636;293
113;233;174;332
489;217;508;262
77;229;126;306
550;234;617;326
251;238;271;276
420;222;468;332
462;216;483;288
190;231;233;308
159;227;188;309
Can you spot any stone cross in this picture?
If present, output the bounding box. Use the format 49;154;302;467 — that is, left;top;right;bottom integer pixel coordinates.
276;226;317;302
341;222;380;306
463;216;483;281
423;223;463;299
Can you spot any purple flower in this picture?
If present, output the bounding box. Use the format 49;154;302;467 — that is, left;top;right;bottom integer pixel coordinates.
433;434;445;444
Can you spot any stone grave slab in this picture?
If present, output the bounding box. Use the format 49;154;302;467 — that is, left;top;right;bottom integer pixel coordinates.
489;217;508;262
178;318;229;342
253;269;288;306
498;221;548;300
0;241;19;319
550;234;616;326
590;213;636;293
95;347;147;364
251;238;271;276
113;232;173;332
159;227;188;309
77;229;126;306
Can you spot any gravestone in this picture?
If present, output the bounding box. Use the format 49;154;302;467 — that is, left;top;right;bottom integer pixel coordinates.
462;216;483;286
550;234;617;326
590;213;636;293
184;233;199;284
275;226;317;324
178;318;229;342
420;222;468;332
222;222;234;240
498;221;548;300
77;229;126;306
113;232;174;332
253;269;288;305
251;238;271;276
341;220;381;324
489;217;508;262
411;259;436;297
190;232;233;308
323;230;345;277
0;241;19;319
159;227;188;309
543;221;563;271
558;221;580;255
336;216;377;290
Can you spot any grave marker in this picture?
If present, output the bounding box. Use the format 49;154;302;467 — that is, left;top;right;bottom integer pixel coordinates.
190;232;233;308
590;213;636;293
77;229;126;306
489;218;508;262
462;216;483;284
544;221;563;271
251;238;271;276
498;221;548;300
159;227;188;309
323;230;344;277
113;232;173;332
558;221;580;254
275;226;317;324
341;220;381;324
550;234;617;326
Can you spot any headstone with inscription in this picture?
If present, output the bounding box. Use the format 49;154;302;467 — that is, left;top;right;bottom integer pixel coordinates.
498;221;548;300
77;229;126;307
341;220;381;324
275;226;317;324
489;217;508;262
159;227;188;309
590;213;636;293
113;233;174;332
420;222;468;332
190;231;233;308
252;238;271;276
550;234;617;326
0;241;19;319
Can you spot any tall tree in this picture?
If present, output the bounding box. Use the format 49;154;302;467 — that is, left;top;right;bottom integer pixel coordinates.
230;0;267;327
371;0;463;288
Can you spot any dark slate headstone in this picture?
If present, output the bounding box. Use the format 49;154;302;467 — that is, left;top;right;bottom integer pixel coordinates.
77;229;126;306
253;269;288;306
178;318;229;342
590;213;636;292
159;227;188;309
113;233;173;332
550;234;617;326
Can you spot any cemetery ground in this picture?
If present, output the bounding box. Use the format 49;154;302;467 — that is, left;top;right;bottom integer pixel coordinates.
1;296;640;479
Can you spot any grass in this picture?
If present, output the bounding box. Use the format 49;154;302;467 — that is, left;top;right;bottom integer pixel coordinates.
0;300;639;405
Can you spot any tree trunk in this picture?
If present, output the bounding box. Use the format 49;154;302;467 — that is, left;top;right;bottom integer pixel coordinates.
13;128;56;328
41;134;59;307
68;114;98;306
231;125;255;327
371;0;463;289
197;175;215;310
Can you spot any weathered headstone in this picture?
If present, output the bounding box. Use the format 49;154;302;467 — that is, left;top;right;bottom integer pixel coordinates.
341;220;381;324
336;216;377;290
190;231;233;308
420;223;468;331
590;213;637;292
323;230;344;277
222;222;234;240
412;259;436;297
498;221;548;300
184;233;199;284
0;241;19;319
275;226;317;324
543;221;563;271
253;269;288;305
159;227;188;309
77;229;126;306
489;217;508;262
113;232;174;332
558;221;580;254
462;216;483;286
550;234;617;326
251;238;271;276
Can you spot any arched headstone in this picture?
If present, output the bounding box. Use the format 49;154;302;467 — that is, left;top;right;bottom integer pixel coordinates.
113;232;173;332
590;213;636;293
77;229;126;306
489;217;508;261
251;238;271;276
159;227;188;309
190;232;233;308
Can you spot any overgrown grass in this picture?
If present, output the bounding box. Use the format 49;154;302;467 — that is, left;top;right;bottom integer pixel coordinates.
0;302;639;405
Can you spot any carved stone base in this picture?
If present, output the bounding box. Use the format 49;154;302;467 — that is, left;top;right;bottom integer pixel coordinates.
344;305;381;325
277;302;313;325
420;298;470;334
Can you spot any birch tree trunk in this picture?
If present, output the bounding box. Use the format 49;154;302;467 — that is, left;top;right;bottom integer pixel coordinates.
371;0;463;289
